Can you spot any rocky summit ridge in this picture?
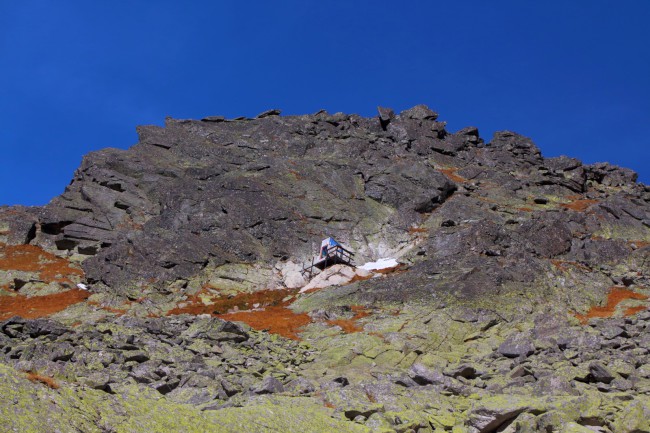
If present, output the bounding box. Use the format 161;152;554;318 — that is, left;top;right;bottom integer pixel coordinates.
0;105;649;432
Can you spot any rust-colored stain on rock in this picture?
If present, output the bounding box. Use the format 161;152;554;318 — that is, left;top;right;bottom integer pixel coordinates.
551;259;591;272
168;288;312;339
0;243;87;319
168;288;297;315
0;289;90;320
624;305;647;317
221;306;312;340
326;305;370;333
560;199;599;212
167;289;376;339
86;301;130;316
0;243;83;285
25;371;60;389
575;286;648;324
439;168;467;183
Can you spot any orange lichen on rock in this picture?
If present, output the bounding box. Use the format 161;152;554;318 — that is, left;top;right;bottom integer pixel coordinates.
326;305;370;333
439;168;467;183
167;288;312;339
624;305;647;317
575;286;648;324
168;288;297;316
25;371;60;389
560;199;599;212
0;289;90;320
629;240;650;249
0;243;83;285
221;306;312;340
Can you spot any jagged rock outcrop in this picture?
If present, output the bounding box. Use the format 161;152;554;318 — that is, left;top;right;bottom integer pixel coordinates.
33;107;466;295
3;105;645;306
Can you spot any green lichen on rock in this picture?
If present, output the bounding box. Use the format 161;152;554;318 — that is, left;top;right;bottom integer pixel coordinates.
0;363;371;433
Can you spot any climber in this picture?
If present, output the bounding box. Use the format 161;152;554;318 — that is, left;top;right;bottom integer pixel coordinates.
319;237;340;258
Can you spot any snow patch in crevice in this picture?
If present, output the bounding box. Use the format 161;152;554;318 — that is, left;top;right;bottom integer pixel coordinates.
358;258;398;271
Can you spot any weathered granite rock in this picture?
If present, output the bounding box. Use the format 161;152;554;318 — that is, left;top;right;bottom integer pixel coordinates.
252;375;285;395
498;334;535;359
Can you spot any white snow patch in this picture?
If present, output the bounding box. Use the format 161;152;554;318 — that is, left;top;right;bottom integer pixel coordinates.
76;283;89;291
358;258;398;271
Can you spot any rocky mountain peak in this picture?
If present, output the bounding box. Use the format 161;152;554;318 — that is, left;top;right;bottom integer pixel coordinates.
0;105;648;432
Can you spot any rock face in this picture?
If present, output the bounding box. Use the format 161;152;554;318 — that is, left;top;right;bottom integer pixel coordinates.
0;105;649;432
3;105;645;305
32;109;464;295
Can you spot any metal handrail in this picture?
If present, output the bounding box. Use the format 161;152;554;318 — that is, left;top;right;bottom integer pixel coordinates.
301;244;354;279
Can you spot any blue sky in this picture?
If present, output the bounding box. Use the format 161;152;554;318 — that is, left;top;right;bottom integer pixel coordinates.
1;1;649;205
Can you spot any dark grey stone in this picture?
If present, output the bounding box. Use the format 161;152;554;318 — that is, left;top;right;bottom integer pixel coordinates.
256;109;281;118
409;363;449;386
498;335;535;359
589;362;615;384
201;116;226;122
377;106;394;123
599;325;626;340
252;375;284;395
